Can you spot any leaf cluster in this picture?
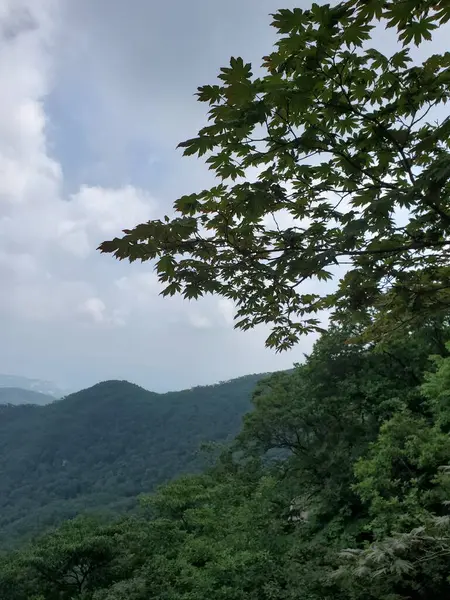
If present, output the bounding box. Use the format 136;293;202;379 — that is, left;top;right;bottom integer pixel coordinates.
100;0;450;349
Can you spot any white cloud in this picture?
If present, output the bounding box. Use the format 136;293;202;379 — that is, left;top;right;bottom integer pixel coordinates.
4;277;93;322
78;297;107;323
78;297;126;327
217;298;235;326
116;270;162;298
0;0;154;331
0;251;41;280
54;185;153;259
188;313;212;329
70;185;154;239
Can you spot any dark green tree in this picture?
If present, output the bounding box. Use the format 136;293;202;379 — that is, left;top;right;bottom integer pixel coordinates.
334;345;450;600
237;321;448;511
0;516;134;600
100;0;450;350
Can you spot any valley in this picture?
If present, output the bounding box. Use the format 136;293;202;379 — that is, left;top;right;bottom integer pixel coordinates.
0;374;265;546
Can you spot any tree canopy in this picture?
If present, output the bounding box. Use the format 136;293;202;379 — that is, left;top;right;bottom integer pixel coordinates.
2;318;450;599
100;0;450;350
0;376;262;547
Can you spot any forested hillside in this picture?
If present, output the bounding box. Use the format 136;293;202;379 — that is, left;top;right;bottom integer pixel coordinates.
0;374;263;546
2;320;450;600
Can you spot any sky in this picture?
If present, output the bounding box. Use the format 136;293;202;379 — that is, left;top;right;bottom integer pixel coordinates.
0;1;448;393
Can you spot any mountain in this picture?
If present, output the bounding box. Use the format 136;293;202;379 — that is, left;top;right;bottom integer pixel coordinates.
0;387;54;406
0;374;266;547
0;374;68;398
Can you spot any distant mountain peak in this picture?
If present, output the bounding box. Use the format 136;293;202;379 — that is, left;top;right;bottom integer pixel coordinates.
0;371;267;545
0;374;68;398
78;380;149;394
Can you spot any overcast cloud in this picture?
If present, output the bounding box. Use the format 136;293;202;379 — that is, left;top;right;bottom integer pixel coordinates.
0;0;448;392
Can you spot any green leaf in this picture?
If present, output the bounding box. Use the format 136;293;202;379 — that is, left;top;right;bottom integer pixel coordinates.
100;0;450;351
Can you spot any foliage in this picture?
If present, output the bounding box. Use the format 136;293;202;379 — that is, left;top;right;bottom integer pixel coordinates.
100;0;450;350
2;319;450;599
0;516;141;600
4;2;450;599
0;375;263;547
237;322;444;515
335;509;450;600
333;350;450;599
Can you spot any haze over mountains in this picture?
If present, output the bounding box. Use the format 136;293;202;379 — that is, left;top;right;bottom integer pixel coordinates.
0;387;55;406
0;373;267;547
0;374;68;399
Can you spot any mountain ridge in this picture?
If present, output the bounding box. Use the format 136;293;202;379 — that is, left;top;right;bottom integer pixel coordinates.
0;387;55;406
0;373;68;398
0;371;270;547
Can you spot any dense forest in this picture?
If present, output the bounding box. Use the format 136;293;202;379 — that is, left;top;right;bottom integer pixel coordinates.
2;0;450;598
0;375;263;546
2;320;450;599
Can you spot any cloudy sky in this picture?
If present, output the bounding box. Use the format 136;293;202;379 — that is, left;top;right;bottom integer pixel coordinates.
0;1;448;393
